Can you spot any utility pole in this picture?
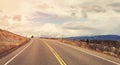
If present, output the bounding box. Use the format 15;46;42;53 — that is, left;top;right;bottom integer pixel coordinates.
62;35;63;42
60;34;63;43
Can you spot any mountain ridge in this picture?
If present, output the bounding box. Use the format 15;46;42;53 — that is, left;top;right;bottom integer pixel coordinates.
66;35;120;41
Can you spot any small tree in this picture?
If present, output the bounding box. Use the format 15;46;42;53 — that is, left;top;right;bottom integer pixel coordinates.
86;39;89;44
31;36;34;38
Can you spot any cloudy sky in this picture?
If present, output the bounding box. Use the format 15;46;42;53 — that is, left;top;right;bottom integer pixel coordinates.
0;0;120;37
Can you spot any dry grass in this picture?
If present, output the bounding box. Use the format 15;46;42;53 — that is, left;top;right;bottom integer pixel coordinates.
57;39;120;59
0;29;30;54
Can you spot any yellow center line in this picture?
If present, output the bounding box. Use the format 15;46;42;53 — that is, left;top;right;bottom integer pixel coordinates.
43;41;67;65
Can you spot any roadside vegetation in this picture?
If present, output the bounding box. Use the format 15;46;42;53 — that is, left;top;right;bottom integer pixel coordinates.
57;39;120;58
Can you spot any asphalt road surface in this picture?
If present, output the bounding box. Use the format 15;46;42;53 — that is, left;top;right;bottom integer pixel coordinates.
0;38;120;65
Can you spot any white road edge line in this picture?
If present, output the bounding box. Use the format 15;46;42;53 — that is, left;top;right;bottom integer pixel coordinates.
4;42;32;65
60;42;120;65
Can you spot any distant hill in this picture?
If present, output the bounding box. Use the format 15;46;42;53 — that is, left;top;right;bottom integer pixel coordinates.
66;35;120;41
0;29;29;54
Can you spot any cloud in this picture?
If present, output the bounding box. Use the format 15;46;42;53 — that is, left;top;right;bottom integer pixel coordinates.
0;0;120;37
37;3;50;10
108;2;120;13
109;2;120;7
0;14;10;29
61;22;97;31
32;11;56;19
9;22;63;37
60;18;120;36
12;15;22;22
60;22;103;36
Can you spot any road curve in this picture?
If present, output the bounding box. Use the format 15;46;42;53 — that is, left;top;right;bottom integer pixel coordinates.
0;38;120;65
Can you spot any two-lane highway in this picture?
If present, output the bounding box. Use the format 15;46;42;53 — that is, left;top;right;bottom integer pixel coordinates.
0;38;120;65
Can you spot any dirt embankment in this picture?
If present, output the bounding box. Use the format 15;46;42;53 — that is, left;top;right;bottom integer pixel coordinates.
0;29;30;54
